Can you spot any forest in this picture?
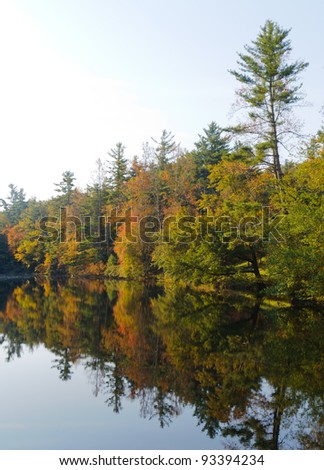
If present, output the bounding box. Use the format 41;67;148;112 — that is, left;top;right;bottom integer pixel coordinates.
0;20;323;301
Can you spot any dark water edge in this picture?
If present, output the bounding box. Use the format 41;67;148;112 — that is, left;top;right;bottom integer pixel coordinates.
0;278;323;450
1;269;323;305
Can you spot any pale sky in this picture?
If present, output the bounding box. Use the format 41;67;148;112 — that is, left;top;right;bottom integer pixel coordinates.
0;0;323;200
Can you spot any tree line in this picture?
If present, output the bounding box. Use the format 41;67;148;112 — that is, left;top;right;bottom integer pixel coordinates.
0;20;323;300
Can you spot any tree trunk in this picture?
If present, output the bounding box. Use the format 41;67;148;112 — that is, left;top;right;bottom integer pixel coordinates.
269;84;283;180
249;245;262;279
271;123;283;180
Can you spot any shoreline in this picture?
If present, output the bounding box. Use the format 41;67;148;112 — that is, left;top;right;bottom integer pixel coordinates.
0;272;322;306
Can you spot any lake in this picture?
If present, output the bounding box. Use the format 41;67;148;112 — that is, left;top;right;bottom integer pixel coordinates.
0;279;323;450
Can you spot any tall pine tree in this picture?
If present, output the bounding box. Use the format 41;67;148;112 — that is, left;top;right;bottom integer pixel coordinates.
54;171;76;205
230;20;308;179
107;142;128;206
152;130;178;170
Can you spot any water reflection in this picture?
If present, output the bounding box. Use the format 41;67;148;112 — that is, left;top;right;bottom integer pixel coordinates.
0;279;323;449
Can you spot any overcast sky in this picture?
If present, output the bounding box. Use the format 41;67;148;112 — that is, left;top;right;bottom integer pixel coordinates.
0;0;323;200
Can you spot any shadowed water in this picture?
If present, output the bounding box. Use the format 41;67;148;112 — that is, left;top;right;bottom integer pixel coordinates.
0;279;323;450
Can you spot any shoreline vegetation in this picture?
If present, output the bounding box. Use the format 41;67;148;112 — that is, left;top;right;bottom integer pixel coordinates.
0;20;323;303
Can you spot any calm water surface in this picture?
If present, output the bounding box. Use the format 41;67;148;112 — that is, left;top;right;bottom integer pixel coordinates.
0;279;323;450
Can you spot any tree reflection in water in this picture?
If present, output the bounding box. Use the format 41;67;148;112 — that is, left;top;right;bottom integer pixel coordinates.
0;279;323;449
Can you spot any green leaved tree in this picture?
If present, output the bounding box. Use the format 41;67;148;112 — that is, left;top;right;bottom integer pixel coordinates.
0;184;28;225
152;130;178;170
107;142;128;206
193;122;230;193
267;132;324;299
230;20;308;180
54;170;76;205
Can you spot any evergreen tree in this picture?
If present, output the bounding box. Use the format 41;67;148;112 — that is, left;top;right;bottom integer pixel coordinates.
107;143;128;205
152;130;178;170
193;122;229;192
87;158;108;218
54;170;76;205
0;184;28;225
230;20;308;179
